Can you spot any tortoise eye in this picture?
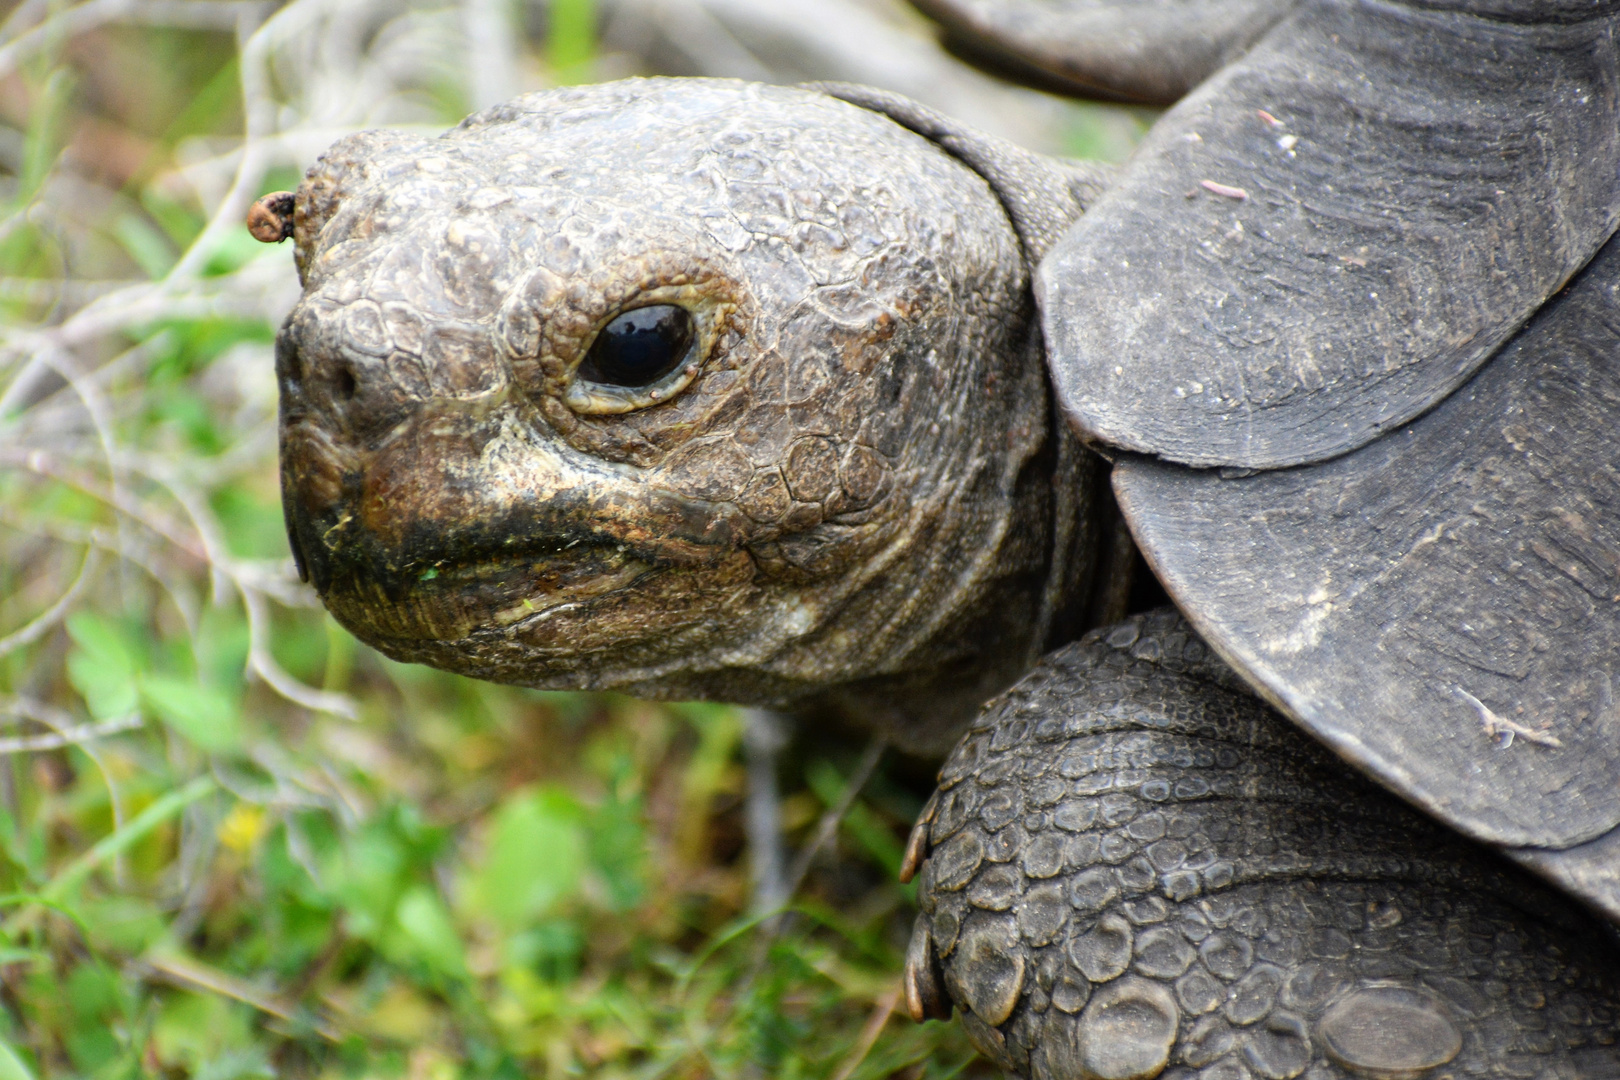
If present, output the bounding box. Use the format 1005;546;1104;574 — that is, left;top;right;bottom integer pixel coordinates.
578;305;694;388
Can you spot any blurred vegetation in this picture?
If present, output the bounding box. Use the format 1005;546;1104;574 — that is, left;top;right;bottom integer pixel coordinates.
0;2;1141;1077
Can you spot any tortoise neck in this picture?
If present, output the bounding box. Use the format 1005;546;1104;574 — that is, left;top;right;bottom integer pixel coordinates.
805;332;1108;758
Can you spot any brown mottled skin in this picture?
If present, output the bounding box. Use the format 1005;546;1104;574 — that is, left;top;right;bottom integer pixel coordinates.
267;74;1620;1079
277;80;1107;756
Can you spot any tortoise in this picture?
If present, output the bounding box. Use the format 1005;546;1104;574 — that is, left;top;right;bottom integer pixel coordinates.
249;0;1620;1074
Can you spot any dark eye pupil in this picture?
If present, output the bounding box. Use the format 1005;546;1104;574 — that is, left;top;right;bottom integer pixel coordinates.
578;305;694;388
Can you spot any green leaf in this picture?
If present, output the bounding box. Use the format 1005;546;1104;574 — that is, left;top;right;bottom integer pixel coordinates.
588;784;646;913
193;1048;274;1080
392;885;465;978
0;1035;36;1080
468;786;586;933
152;993;255;1075
506;919;582;984
65;611;139;672
139;675;241;752
65;613;140;720
194;605;251;689
155;54;243;155
79;895;168;953
329;825;406;940
143;317;274;385
141;188;204;250
66;963;121;1022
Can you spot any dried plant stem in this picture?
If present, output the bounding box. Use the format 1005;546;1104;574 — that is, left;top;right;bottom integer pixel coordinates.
746;732;887;968
782;734;886;903
0;703;142;754
0;545;96;658
829;982;902;1080
143;952;345;1043
742;707;789;915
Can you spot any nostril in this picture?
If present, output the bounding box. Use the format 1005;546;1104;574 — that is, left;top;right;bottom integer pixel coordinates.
335;366;358;400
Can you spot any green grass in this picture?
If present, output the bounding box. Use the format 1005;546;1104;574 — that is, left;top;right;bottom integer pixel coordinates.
0;383;983;1079
0;11;991;1077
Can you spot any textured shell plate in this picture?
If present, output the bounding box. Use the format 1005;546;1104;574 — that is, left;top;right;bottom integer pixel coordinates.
1114;223;1620;921
1042;0;1620;470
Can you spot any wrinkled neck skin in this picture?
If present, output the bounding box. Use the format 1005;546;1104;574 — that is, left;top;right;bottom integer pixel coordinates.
276;80;1098;757
800;333;1098;757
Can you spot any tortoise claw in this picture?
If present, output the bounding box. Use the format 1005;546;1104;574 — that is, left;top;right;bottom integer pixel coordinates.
899;789;939;884
903;917;951;1022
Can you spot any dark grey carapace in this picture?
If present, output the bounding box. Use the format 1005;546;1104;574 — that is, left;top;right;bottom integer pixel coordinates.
254;0;1620;1075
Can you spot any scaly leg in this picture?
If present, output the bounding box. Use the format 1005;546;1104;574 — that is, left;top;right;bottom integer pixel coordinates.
903;611;1620;1080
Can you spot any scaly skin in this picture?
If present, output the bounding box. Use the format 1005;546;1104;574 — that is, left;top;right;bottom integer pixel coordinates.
275;79;1100;755
903;611;1620;1079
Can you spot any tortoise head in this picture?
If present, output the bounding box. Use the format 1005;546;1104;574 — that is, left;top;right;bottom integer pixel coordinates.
273;79;1095;748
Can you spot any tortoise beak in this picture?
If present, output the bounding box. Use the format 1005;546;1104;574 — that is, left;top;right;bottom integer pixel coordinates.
280;397;742;643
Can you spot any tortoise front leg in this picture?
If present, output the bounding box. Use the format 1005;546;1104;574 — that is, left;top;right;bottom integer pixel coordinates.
903;611;1620;1079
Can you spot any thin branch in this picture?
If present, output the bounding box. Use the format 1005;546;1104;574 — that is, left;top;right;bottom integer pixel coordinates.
26;776;215;912
737;730;888;1013
136;454;233;608
2;335;168;442
744;734;888;980
0;0;264;82
141;953;344;1043
36;345;136;608
0;709;143;754
0;510;201;632
4;449;208;561
0;0;50;46
0;263;294;417
164;0;355;285
238;584;358;720
461;0;517;110
829;983;902;1080
0;544;96;658
3;699;138;883
782;735;886;901
0;277;134;306
742;707;789;915
3;450;345;718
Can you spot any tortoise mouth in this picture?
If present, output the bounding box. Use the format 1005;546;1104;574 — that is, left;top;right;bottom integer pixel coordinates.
316;535;656;644
309;521;766;695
